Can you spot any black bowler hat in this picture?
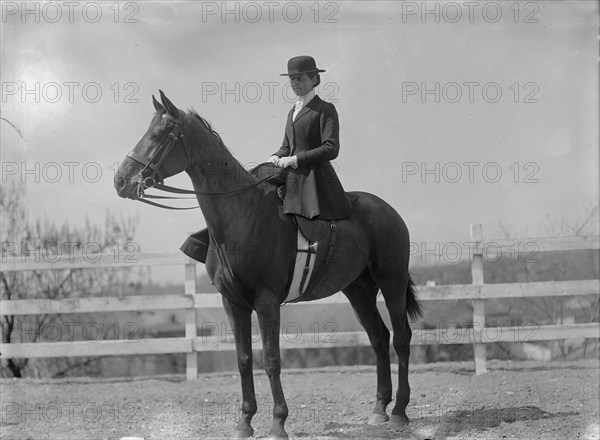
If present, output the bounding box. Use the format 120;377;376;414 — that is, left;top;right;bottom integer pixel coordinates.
280;56;326;76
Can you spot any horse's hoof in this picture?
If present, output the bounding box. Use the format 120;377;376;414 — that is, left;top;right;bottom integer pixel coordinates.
232;427;254;439
389;414;410;427
367;412;389;425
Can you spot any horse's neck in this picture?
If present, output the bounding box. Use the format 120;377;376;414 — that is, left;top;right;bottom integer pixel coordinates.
185;130;262;242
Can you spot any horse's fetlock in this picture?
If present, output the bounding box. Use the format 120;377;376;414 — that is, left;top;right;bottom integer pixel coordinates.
273;402;288;421
242;401;257;417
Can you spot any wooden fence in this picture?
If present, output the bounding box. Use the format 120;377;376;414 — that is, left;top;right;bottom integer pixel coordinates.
1;225;598;379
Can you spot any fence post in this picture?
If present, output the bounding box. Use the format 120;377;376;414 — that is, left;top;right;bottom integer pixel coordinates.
185;258;198;380
470;223;487;374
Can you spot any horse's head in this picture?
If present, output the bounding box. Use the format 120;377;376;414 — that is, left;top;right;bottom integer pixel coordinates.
114;90;191;200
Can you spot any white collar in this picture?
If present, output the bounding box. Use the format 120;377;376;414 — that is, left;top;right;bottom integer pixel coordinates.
296;89;316;105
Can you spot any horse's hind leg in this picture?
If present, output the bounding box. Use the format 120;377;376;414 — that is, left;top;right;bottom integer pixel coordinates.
342;270;392;425
378;276;412;426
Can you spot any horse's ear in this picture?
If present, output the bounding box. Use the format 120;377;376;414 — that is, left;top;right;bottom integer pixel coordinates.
159;89;179;118
152;95;164;112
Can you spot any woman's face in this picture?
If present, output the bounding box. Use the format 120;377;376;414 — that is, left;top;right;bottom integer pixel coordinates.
289;73;315;97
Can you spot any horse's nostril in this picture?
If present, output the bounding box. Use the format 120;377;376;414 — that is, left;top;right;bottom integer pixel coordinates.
118;177;125;188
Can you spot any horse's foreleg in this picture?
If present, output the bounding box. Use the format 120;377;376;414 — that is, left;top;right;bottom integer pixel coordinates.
255;293;289;440
222;297;257;438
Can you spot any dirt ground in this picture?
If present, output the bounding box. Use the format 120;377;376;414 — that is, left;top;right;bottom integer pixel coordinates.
1;359;598;440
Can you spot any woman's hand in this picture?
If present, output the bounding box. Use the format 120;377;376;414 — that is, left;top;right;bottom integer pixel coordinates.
268;155;280;164
277;156;298;169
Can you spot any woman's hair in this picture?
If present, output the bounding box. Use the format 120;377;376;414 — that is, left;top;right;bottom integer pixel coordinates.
307;72;321;88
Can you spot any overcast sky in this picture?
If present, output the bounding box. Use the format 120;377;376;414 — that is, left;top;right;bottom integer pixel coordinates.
1;1;598;279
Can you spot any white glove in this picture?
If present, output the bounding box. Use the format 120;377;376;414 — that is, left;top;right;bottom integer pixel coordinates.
268;155;280;164
277;156;298;169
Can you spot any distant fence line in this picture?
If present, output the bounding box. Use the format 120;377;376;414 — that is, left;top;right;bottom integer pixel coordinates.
1;225;598;379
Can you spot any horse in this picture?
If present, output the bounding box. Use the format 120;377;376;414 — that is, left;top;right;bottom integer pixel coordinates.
114;90;422;439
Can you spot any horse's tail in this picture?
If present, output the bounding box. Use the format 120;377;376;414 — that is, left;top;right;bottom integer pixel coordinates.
406;274;422;321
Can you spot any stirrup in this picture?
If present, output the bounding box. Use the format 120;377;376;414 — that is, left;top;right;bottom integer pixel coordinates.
277;185;286;201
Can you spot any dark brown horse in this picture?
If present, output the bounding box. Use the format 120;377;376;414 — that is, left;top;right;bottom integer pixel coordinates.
114;91;421;439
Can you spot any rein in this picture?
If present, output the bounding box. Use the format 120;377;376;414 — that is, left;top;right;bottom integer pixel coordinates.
128;113;284;210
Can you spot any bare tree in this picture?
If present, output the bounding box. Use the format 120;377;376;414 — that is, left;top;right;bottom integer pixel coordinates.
1;180;144;378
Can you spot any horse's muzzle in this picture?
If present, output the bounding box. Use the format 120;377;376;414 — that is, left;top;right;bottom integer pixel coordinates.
114;174;138;200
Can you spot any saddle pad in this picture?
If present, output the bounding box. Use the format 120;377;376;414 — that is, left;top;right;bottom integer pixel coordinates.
284;229;318;303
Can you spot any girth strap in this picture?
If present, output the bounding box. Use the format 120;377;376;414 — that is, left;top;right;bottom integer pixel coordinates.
299;242;318;292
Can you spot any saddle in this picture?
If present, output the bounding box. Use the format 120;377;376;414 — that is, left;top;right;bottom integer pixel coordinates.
250;163;342;242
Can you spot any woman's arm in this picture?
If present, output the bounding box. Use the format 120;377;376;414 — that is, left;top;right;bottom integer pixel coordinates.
296;103;340;168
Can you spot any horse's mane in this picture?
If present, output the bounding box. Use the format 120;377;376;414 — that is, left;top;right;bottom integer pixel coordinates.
188;110;224;144
187;109;254;178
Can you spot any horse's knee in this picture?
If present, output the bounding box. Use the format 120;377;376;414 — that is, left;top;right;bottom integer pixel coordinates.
263;358;281;378
237;354;252;375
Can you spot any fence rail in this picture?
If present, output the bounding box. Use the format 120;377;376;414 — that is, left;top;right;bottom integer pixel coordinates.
1;225;598;379
3;236;598;271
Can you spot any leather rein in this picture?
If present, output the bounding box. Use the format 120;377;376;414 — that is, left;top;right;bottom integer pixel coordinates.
126;113;282;210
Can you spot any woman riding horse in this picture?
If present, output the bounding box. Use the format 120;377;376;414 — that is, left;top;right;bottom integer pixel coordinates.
115;88;421;440
182;56;351;261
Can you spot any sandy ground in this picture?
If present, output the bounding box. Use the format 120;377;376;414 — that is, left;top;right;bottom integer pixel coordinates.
1;359;598;440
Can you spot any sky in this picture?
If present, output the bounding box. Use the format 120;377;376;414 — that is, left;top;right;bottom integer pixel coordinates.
1;1;598;281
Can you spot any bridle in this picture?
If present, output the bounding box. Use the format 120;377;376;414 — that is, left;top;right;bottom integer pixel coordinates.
126;112;283;210
127;113;186;196
125;113;198;210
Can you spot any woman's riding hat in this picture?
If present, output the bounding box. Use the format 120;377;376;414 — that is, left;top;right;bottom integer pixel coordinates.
280;56;326;76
